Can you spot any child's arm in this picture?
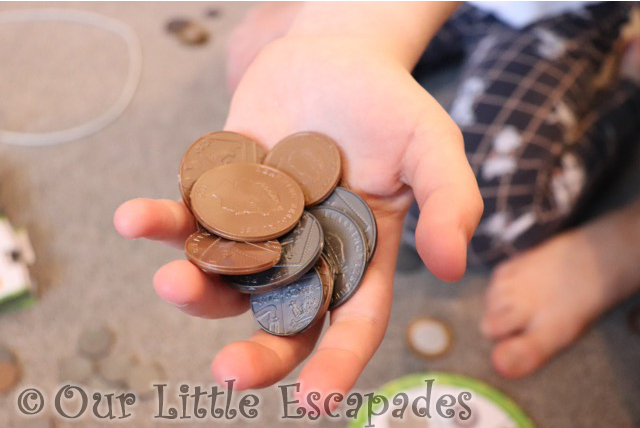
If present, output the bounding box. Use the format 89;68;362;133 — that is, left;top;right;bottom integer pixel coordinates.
115;1;482;408
287;2;459;69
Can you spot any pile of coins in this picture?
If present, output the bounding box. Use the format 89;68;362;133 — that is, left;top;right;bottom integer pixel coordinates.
179;131;377;336
58;324;165;400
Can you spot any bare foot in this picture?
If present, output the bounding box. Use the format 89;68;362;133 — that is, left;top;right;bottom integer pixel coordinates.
226;2;303;91
481;200;640;377
620;38;640;85
619;6;640;84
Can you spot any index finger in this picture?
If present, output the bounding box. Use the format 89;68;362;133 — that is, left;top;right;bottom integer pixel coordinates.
114;198;196;248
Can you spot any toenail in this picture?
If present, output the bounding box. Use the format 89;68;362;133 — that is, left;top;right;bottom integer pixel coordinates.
496;342;531;375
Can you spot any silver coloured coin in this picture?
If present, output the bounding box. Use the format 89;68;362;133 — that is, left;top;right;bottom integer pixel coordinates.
77;325;114;358
0;344;15;363
226;212;324;292
98;353;133;387
58;355;94;384
250;269;325;336
308;206;367;309
321;187;377;261
128;361;165;400
20;418;56;428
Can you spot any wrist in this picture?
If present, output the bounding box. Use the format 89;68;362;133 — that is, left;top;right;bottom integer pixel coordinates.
286;2;459;70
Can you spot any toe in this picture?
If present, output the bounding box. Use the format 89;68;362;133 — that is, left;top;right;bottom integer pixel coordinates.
620;38;640;84
492;335;543;378
481;301;530;339
482;262;532;338
491;317;582;378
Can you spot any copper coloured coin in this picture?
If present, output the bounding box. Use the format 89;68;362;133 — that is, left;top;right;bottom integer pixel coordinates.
225;211;324;293
190;163;304;242
179;131;266;205
264;132;341;206
186;230;282;275
0;360;20;393
315;254;334;318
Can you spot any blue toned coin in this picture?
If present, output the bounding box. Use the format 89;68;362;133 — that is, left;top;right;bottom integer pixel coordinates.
225;212;323;293
308;206;367;310
321;187;377;262
251;268;326;336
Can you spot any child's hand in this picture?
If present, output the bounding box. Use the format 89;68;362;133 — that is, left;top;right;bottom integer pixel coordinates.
115;2;482;408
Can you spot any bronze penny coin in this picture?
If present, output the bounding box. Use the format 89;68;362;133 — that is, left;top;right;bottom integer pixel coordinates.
166;17;190;34
190;163;304;242
179;131;266;206
224;211;324;293
264;131;342;206
0;360;20;393
186;229;281;275
315;254;335;318
177;21;209;46
250;268;327;336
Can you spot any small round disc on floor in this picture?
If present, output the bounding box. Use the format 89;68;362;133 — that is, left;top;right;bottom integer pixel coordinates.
0;359;20;393
0;344;16;364
406;317;453;358
176;21;209;45
58;356;94;385
20;418;56;428
128;361;165;400
98;353;134;387
165;17;190;34
77;325;114;358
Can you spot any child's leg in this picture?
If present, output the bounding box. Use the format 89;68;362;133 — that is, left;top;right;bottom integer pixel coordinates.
482;33;640;378
405;3;640;377
454;2;635;266
483;196;640;378
462;5;640;377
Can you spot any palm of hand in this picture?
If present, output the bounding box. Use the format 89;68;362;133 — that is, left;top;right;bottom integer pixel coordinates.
114;37;481;405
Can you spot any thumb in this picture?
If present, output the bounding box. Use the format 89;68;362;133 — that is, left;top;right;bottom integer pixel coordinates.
402;102;483;281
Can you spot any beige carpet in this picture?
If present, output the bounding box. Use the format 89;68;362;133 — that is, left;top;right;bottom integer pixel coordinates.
1;2;639;427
